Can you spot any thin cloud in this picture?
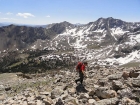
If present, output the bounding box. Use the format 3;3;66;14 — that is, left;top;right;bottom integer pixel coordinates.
0;18;9;20
6;12;13;15
46;15;50;18
0;18;17;20
17;13;35;18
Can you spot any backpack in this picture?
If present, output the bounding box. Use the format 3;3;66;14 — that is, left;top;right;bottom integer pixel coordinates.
76;62;83;71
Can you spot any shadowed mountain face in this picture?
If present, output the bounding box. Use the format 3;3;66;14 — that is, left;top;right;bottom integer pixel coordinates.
0;21;75;51
0;25;52;51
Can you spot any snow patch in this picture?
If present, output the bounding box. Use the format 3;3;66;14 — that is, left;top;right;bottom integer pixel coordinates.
31;45;36;49
106;50;140;65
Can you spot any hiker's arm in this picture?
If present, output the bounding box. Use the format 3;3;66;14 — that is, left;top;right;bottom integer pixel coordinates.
81;65;87;77
82;70;86;77
76;67;79;72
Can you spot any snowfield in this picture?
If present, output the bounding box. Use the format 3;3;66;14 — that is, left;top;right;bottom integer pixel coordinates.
50;22;140;66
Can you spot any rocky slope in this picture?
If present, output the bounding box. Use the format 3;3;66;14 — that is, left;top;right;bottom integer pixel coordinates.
0;66;140;105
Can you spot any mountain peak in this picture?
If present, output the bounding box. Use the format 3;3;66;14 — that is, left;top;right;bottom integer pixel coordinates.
56;21;74;28
60;21;71;25
107;17;114;19
97;17;117;22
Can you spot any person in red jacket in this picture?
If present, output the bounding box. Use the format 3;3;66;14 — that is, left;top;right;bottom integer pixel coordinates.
75;61;88;84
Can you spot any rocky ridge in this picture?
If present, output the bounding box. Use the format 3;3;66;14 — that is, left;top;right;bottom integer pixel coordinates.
0;66;140;105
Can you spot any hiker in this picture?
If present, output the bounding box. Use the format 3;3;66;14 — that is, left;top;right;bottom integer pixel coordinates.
75;61;88;84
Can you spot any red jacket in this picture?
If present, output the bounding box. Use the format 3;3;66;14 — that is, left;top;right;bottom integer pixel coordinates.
81;64;85;71
76;62;86;71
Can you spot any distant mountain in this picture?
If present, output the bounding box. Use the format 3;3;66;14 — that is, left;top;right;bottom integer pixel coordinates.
0;22;47;28
0;24;56;51
0;22;12;27
74;23;84;26
0;23;5;27
0;17;140;66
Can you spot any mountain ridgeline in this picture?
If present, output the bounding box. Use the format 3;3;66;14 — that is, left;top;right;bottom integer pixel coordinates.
0;17;140;73
0;17;139;51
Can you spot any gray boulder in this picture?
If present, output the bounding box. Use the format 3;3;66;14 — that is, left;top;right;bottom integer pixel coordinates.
93;97;119;105
132;78;140;87
107;74;122;80
51;87;64;99
117;88;133;98
112;80;124;91
95;87;117;99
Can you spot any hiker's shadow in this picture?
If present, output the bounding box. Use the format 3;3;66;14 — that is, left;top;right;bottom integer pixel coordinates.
76;84;88;93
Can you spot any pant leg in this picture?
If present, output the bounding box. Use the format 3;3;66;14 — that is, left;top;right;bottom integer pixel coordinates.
79;71;84;84
75;70;84;84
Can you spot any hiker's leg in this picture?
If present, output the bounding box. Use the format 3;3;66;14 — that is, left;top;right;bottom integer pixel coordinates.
79;72;84;84
75;71;81;83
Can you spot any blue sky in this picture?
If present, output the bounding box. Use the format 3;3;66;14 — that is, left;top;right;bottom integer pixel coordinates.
0;0;140;25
